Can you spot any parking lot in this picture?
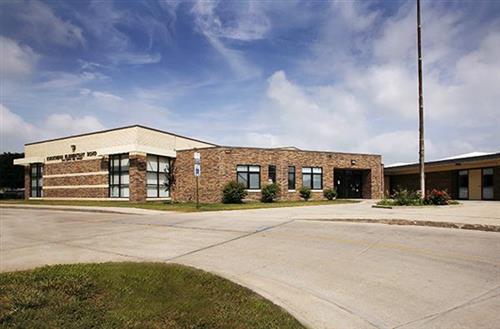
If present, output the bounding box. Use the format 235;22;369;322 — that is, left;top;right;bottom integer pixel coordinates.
1;203;500;329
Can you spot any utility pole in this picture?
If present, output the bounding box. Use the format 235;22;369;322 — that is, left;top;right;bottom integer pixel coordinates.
417;0;425;198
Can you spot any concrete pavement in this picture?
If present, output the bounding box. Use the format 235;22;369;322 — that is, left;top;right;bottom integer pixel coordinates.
1;207;500;328
3;200;500;228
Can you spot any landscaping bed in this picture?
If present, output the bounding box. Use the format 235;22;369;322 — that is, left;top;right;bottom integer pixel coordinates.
0;263;305;329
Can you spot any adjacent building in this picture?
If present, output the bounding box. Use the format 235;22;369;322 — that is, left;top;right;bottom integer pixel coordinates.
14;125;384;202
384;152;500;200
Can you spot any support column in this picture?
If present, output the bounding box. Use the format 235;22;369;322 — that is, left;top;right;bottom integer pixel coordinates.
129;152;147;202
24;166;30;199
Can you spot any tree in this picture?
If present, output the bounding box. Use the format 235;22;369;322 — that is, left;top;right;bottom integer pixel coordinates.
0;153;25;189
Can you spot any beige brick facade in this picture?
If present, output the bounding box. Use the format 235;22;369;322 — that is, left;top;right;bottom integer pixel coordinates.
172;147;383;203
18;125;384;203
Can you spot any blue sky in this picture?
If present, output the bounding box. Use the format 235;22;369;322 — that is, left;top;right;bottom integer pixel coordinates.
1;0;499;164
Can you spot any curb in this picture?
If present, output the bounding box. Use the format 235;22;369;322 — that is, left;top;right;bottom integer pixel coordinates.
299;218;500;233
0;204;140;215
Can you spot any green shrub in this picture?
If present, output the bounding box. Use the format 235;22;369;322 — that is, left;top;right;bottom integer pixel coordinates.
323;188;337;200
425;189;450;205
261;183;280;203
376;198;396;206
392;189;423;206
222;181;247;204
299;186;311;201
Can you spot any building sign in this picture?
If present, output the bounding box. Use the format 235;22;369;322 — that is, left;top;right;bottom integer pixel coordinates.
194;152;201;176
46;151;98;162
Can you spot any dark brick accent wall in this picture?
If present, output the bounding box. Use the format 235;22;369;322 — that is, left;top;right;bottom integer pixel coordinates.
44;175;108;186
388;168;500;200
45;159;107;175
129;153;147;202
173;147;383;203
45;188;108;198
494;166;500;200
389;172;456;196
41;159;109;199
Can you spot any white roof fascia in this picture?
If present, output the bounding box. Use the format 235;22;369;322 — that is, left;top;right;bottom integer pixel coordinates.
13;157;44;166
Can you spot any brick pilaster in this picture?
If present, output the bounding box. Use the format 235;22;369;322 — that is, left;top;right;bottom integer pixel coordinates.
129;153;147;202
24;166;30;199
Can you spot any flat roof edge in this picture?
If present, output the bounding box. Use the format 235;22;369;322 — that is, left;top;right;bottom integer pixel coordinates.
177;145;381;157
385;152;500;171
24;125;218;147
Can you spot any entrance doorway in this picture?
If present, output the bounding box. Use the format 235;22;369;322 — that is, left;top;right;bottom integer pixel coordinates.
335;169;364;198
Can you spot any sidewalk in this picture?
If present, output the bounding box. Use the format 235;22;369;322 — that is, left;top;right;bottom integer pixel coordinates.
2;200;499;232
0;203;167;215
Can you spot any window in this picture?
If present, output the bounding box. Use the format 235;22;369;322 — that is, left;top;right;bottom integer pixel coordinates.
147;155;171;198
458;170;468;199
302;167;322;190
288;166;296;190
109;154;129;198
237;165;260;189
268;165;276;183
483;168;494;200
30;164;43;197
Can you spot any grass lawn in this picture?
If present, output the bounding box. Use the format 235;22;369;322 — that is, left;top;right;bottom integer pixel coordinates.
0;199;357;212
0;263;305;329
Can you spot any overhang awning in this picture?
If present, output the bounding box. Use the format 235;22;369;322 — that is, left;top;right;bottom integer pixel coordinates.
13;157;44;166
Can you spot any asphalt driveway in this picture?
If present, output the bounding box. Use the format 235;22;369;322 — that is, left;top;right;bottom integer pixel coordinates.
1;206;500;329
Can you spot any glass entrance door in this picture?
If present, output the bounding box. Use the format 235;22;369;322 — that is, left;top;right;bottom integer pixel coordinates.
335;170;363;198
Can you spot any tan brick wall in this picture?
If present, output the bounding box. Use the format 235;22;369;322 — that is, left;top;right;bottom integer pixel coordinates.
173;147;383;203
129;154;147;202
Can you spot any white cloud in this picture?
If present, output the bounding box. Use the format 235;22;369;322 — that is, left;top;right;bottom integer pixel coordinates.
43;113;105;136
0;37;39;78
110;52;161;65
0;104;105;152
34;71;107;90
192;1;270;41
16;0;85;48
191;0;263;79
0;104;37;151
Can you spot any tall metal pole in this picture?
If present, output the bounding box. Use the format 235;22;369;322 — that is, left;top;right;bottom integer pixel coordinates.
417;0;425;198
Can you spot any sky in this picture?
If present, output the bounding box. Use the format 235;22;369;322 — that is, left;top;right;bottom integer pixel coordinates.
1;0;499;164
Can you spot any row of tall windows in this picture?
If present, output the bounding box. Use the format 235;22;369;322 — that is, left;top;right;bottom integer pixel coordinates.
236;165;323;190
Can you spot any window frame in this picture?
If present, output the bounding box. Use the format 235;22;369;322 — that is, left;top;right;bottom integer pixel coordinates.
302;167;323;190
288;166;296;190
108;154;129;198
482;168;494;200
30;163;43;198
457;170;469;200
146;154;171;198
268;165;277;184
236;165;261;190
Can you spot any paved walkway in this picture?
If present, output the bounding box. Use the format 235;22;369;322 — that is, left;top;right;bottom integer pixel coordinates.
2;200;500;228
1;206;500;329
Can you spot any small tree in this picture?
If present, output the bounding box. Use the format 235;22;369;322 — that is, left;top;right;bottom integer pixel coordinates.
299;186;311;201
222;181;247;204
261;183;280;203
323;188;337;200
